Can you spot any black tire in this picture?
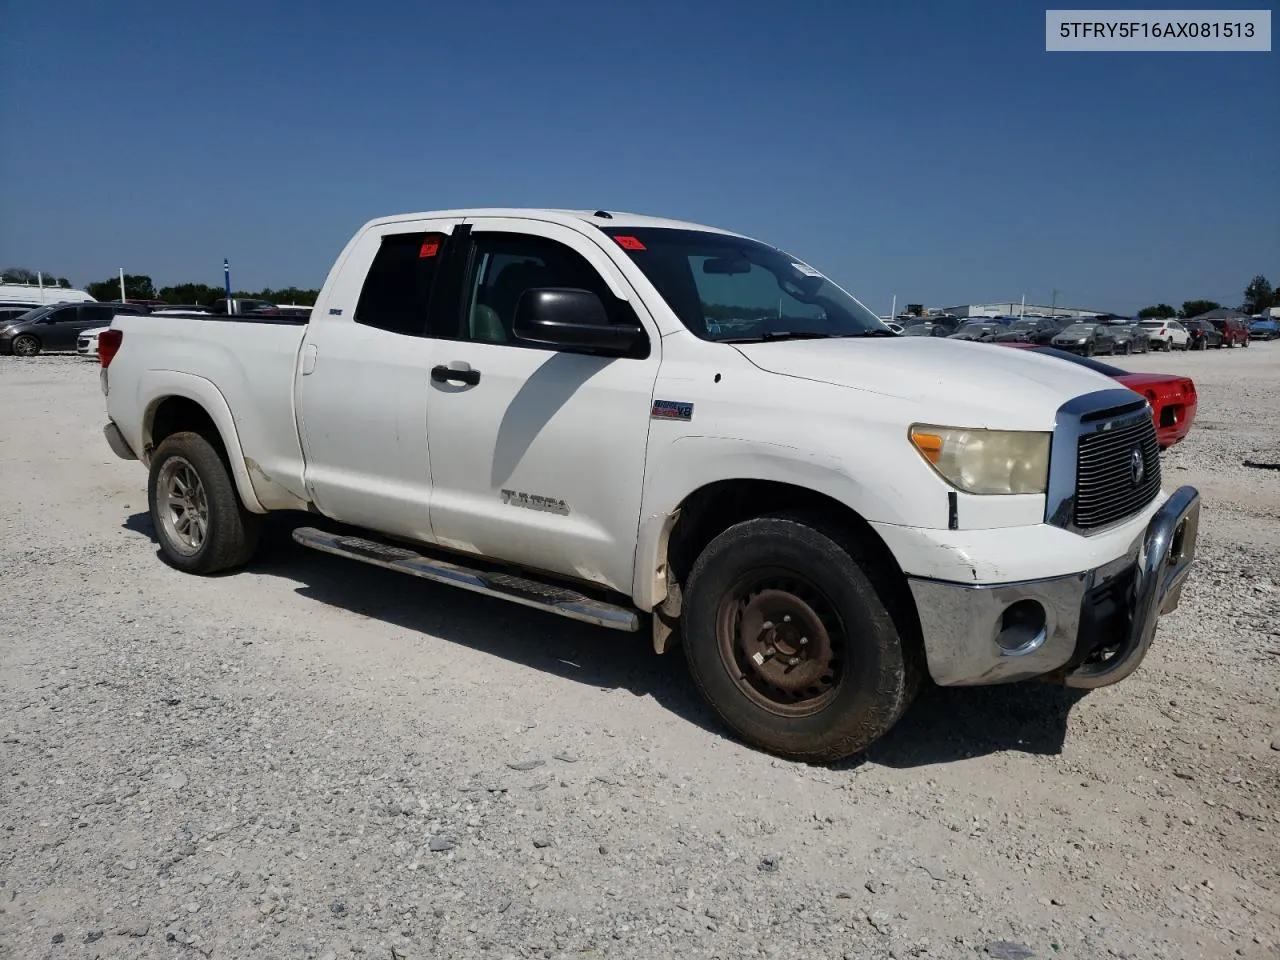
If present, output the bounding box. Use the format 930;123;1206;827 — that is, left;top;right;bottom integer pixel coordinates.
682;514;919;763
11;334;41;357
147;430;260;574
1121;341;1131;355
1083;342;1094;358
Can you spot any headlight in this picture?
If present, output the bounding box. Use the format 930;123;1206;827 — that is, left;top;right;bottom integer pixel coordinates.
909;425;1050;495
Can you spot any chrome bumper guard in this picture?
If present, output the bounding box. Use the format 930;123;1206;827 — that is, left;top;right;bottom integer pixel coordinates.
908;485;1201;687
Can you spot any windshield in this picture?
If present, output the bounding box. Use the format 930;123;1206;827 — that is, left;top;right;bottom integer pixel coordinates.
1060;323;1096;335
1139;320;1167;327
903;324;935;336
600;227;883;341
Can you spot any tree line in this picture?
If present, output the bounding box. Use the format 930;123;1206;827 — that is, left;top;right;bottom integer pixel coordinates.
1139;274;1275;319
2;267;318;307
80;275;319;307
8;266;1275;318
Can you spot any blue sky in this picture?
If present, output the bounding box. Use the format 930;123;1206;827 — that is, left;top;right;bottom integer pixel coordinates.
1;0;1275;313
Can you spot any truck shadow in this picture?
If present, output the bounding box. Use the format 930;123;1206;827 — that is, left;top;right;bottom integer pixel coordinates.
122;512;1086;769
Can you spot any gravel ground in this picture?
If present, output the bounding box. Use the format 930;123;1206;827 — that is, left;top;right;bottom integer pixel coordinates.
1;345;1277;960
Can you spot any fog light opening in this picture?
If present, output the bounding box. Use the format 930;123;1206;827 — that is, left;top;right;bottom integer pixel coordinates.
996;599;1048;656
1169;520;1186;563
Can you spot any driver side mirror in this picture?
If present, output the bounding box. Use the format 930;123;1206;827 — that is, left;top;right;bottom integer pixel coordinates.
513;288;644;355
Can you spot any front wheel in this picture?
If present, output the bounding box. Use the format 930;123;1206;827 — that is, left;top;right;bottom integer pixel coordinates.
147;431;260;574
682;515;919;763
11;334;40;357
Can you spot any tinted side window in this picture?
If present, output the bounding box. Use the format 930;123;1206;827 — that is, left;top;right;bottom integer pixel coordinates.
45;306;79;323
440;232;634;345
354;231;447;337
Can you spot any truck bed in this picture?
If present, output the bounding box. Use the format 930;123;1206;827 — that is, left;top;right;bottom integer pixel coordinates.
105;311;311;511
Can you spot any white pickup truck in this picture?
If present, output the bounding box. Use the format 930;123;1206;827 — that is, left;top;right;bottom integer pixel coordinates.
99;208;1201;762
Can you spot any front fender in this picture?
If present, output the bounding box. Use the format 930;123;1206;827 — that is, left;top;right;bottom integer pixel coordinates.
631;435;895;609
137;370;268;514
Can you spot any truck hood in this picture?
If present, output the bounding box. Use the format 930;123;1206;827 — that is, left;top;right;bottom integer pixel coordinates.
732;336;1122;429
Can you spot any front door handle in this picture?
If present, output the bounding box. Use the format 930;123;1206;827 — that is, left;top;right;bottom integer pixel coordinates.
431;364;480;386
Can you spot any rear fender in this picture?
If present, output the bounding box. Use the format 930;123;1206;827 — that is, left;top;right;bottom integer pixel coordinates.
139;370;268;514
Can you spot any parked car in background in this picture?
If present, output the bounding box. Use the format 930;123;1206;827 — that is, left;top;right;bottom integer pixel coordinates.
999;344;1198;448
0;304;36;326
1249;318;1280;341
948;321;1003;342
994;318;1066;344
1;302;148;356
902;322;952;338
1050;322;1118;356
1184;320;1223;350
1138;319;1190;351
152;304;210;315
0;282;96;307
1101;320;1150;355
885;321;904;334
209;297;279;316
78;326;110;358
1209;317;1250;347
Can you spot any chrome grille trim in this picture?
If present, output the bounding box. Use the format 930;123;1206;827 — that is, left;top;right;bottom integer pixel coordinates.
1046;388;1161;534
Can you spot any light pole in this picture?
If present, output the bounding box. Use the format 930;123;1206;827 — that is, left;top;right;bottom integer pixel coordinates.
224;259;232;304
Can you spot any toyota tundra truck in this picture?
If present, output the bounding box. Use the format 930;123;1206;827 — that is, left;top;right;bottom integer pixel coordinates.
98;208;1201;762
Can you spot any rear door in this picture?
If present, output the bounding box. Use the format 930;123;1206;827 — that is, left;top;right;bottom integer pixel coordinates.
294;217;465;541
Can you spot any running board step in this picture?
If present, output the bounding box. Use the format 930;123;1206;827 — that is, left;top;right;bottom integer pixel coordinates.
291;526;640;632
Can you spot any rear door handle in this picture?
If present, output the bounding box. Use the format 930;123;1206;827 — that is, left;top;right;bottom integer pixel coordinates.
431;364;480;386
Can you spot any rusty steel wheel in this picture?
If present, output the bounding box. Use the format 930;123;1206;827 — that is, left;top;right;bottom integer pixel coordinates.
715;571;845;717
682;514;920;763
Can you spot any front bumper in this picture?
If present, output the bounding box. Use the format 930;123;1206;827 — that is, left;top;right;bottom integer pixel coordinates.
907;485;1200;687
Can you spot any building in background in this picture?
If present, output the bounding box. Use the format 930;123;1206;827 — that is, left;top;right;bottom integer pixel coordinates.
939;302;1107;320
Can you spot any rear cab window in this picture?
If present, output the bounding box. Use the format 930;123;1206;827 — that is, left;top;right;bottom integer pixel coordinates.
354;231;448;337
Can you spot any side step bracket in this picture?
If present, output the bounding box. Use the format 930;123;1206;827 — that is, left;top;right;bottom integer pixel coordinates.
291;526;640;633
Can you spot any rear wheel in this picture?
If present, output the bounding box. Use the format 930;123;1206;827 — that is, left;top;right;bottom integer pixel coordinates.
11;334;40;357
682;514;919;763
148;431;260;574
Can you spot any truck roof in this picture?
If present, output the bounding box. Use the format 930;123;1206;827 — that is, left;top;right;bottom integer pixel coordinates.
359;208;750;239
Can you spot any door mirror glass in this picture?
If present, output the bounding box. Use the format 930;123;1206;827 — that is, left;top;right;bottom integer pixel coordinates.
513;288;643;354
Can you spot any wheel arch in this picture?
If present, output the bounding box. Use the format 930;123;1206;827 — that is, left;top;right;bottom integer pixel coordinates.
642;476;921;660
140;373;267;514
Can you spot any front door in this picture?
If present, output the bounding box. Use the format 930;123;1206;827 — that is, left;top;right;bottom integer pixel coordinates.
295;217;465;541
422;217;661;594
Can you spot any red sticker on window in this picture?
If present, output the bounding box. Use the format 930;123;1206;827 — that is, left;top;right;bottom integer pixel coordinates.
419;238;440;258
613;235;646;251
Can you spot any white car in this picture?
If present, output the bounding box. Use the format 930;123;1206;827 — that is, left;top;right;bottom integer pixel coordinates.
1138;319;1190;351
886;321;904;334
77;325;111;358
98;207;1201;763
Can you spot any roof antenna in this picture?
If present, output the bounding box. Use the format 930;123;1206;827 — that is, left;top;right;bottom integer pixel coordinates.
593;210;613;219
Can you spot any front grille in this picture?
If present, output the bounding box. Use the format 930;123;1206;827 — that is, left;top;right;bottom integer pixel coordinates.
1073;413;1161;529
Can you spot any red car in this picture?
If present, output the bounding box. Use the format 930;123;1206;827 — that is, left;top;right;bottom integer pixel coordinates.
998;344;1197;448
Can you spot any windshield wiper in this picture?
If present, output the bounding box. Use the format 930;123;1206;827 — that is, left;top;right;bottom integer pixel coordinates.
720;331;841;344
844;328;899;337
